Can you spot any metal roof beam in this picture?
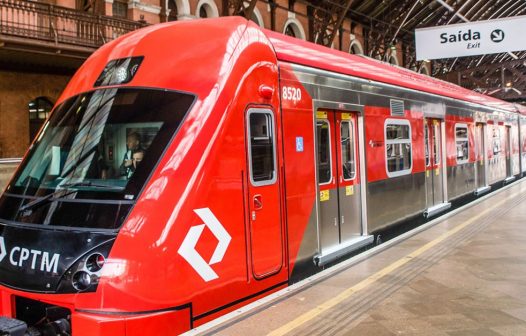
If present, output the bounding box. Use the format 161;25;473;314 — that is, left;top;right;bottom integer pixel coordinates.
446;0;473;24
434;0;469;22
488;0;517;19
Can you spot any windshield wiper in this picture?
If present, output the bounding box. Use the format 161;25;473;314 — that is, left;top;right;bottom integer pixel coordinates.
60;181;124;190
18;181;123;215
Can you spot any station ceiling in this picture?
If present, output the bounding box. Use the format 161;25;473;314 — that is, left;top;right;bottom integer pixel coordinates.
301;0;526;103
350;0;525;70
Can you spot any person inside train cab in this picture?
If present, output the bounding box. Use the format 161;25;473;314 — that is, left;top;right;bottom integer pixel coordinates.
120;131;144;179
132;150;145;171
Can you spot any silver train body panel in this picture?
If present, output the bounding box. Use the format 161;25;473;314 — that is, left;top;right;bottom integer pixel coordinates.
281;62;525;255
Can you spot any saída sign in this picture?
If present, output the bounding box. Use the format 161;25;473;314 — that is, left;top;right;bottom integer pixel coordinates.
415;15;526;61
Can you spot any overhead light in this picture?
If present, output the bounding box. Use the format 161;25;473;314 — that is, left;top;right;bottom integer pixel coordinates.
94;56;144;87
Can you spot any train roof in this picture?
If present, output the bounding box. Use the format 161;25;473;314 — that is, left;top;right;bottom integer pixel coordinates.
264;30;525;115
61;17;525;116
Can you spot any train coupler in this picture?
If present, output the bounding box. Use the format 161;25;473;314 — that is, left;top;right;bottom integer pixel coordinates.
0;316;27;336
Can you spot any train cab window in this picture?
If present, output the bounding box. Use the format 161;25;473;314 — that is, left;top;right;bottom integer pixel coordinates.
1;88;195;229
341;120;356;180
455;124;469;163
316;119;332;184
385;119;412;177
247;109;277;185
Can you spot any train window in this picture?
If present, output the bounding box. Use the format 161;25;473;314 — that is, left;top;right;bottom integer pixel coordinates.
341;120;356;180
455;124;469;163
424;124;430;167
385;119;412;177
247;109;276;186
317;119;332;184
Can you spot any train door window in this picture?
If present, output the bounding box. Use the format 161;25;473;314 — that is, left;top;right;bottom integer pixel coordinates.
492;127;501;154
385;119;412;177
433;123;440;165
247;109;276;185
455;124;469;163
424;123;430;167
317;119;332;184
341;120;356;180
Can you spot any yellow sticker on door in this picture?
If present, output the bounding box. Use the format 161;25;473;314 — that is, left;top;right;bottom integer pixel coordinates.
346;185;354;196
320;190;330;202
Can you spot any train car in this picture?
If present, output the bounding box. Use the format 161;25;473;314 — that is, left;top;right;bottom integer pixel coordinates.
0;17;524;335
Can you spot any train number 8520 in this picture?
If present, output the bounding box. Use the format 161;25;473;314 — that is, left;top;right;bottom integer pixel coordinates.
282;86;302;102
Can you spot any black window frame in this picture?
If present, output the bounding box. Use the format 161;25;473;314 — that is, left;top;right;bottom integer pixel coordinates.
246;108;277;186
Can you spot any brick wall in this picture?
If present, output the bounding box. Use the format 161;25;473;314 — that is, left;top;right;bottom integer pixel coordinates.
0;71;69;157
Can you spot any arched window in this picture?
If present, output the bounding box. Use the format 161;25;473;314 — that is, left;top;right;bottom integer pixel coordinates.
199;5;208;18
283;18;306;40
284;24;296;37
28;97;54;142
196;0;219;18
388;54;399;66
419;64;430;75
349;41;364;55
168;0;178;21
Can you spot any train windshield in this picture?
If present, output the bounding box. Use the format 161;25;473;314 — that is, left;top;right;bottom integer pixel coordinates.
0;87;195;230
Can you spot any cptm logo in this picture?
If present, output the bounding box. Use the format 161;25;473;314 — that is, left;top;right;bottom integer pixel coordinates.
178;208;231;282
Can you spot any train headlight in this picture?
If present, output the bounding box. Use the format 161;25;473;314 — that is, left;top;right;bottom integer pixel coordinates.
114;66;129;83
56;241;113;294
94;56;143;87
72;271;92;291
86;253;105;272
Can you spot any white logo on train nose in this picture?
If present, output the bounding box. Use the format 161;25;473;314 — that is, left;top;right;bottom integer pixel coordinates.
178;208;231;282
0;237;6;263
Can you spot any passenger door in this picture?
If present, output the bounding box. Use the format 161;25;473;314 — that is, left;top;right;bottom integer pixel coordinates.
315;109;372;266
424;118;449;217
245;108;283;279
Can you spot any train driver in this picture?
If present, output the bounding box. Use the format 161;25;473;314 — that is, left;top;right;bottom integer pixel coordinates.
120;132;144;179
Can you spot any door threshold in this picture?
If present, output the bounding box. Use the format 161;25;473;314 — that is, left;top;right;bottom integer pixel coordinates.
475;186;491;196
314;235;374;266
424;202;451;218
504;176;516;184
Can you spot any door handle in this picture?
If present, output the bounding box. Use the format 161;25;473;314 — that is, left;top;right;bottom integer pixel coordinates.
253;195;263;210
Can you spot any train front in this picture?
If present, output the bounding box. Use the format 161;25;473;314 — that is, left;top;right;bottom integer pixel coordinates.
0;17;279;335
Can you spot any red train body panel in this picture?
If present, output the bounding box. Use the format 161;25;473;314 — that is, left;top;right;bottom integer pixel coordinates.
0;17;524;335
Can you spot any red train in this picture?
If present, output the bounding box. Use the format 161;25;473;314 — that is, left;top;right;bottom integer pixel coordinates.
0;17;525;335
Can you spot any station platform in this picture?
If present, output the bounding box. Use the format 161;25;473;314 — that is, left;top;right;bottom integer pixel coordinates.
188;179;526;336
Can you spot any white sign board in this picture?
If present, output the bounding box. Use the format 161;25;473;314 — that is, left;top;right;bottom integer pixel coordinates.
415;15;526;60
